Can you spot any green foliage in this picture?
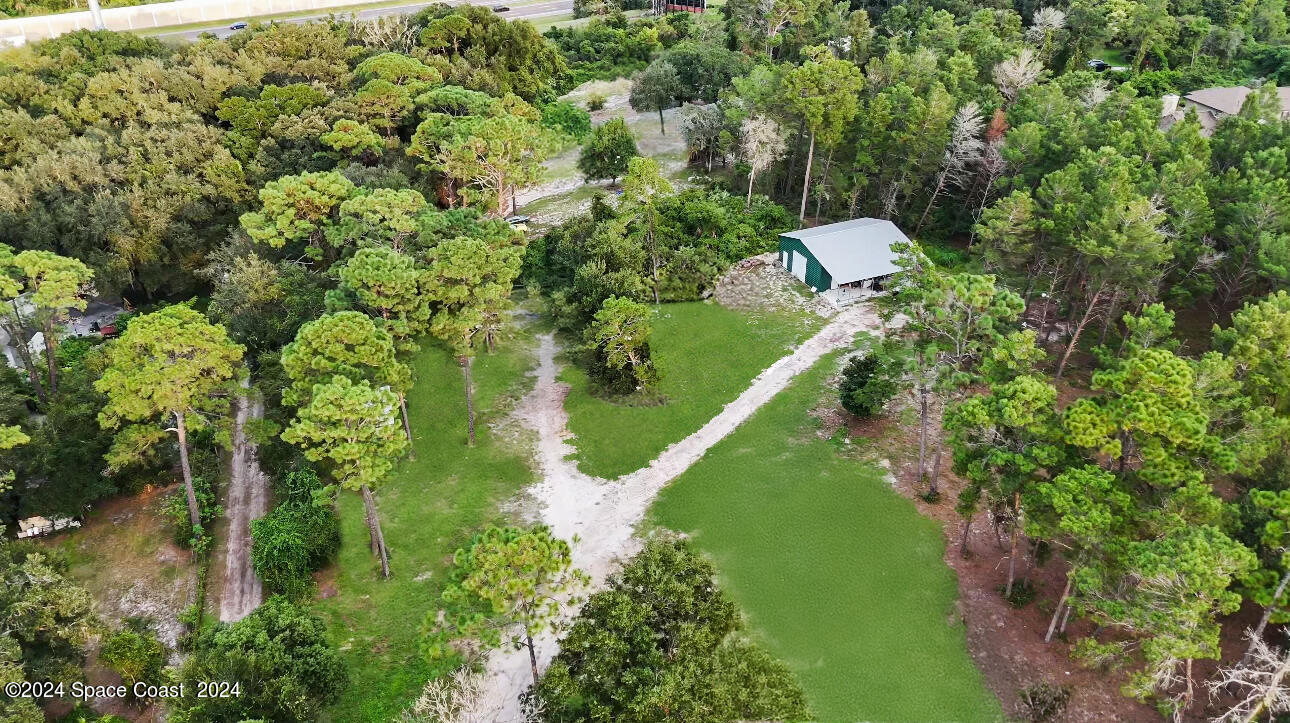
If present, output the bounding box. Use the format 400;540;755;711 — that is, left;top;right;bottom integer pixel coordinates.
536;538;809;723
281;376;409;493
1000;578;1037;608
96;303;243;532
355;52;442;92
279;311;410;408
216;84;328;162
239;171;358;255
783;47;865;151
662;41;752;104
839;348;900;418
170;597;346;723
251;501;340;600
0;540;95;687
1065;347;1231;492
578;118;639;182
13;345;122;521
320;119;384;161
421;230;526;358
412;4;566;100
99;627;166;692
528;188;791;334
423;526;587;677
628;59;683;132
332;247;433;350
32;30;166;71
161;474;221;547
584;296;658;394
1214;290;1290;414
540;100;592;141
432;104;560;215
272;466;327;504
334;188;429;250
206;255;328;360
544;14;660;83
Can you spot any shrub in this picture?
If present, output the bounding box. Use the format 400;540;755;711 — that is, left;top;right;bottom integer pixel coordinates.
999;578;1038;608
921;240;971;270
540;100;592;141
162;475;221;548
272;466;329;504
536;538;809;721
169;597;347;723
58;704;131;722
578;118;638;182
586;92;608;111
99;627;166;693
251;502;340;600
1017;682;1070;722
584;296;659;395
839;350;900;418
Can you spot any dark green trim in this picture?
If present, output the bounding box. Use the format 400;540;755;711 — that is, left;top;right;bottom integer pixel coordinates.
778;236;832;291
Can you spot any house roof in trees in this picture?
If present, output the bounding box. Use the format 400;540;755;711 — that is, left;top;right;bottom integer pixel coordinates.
779;218;906;284
1182;86;1290;116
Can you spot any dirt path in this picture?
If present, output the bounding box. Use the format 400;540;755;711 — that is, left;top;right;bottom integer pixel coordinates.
218;382;270;623
478;303;887;718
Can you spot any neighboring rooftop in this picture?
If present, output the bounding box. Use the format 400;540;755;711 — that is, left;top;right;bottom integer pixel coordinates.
780;218;906;284
1162;85;1290;135
1182;85;1290;115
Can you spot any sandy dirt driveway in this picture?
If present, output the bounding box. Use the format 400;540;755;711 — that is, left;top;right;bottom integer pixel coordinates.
473;302;888;719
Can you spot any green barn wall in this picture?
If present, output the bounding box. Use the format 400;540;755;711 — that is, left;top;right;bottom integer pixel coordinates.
778;236;832;291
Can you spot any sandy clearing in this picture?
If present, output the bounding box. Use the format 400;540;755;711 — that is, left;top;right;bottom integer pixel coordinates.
476;302;887;718
218;381;270;623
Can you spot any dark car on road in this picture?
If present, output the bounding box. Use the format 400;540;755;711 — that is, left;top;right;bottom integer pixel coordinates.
1086;59;1110;71
492;5;510;11
230;21;248;29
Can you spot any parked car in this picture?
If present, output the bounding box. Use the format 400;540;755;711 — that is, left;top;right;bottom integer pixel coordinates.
505;215;531;225
1086;59;1110;71
492;5;510;11
230;21;249;29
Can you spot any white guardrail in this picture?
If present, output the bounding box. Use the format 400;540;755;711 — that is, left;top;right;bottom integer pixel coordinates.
0;0;374;46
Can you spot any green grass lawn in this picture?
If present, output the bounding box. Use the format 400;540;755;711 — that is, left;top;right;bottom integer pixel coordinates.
1095;46;1132;66
313;334;536;720
650;351;1004;723
561;301;822;479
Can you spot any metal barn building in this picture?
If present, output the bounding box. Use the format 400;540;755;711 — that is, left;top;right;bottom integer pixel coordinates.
777;218;908;306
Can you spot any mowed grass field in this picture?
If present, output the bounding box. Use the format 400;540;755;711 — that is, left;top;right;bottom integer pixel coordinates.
314;335;536;720
560;301;823;479
650;352;1003;723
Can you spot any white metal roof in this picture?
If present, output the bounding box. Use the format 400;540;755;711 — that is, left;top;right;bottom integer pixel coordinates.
781;218;907;284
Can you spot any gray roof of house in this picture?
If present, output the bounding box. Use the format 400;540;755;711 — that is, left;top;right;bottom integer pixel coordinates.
780;218;907;284
1183;86;1290;116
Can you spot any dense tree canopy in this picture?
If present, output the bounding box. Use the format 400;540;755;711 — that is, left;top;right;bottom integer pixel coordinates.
536;538;809;722
1;0;1290;719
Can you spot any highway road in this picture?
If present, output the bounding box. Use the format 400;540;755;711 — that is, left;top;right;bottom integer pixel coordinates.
152;0;573;41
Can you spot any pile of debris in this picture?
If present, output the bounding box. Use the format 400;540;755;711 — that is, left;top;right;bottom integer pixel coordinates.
713;253;836;317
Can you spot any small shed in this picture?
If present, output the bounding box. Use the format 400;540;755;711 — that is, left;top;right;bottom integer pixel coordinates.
778;218;907;303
